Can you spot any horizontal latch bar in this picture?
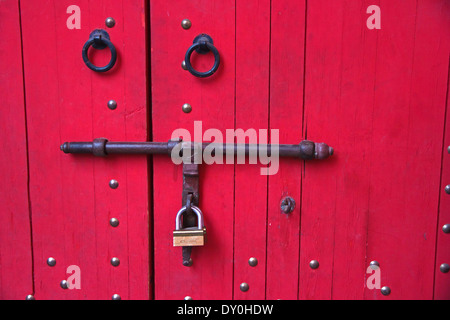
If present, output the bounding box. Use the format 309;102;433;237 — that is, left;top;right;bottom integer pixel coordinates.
60;138;334;160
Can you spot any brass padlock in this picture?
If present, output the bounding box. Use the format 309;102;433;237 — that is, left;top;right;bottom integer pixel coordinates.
173;206;206;247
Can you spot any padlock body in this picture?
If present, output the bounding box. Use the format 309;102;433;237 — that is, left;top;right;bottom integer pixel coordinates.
173;227;206;247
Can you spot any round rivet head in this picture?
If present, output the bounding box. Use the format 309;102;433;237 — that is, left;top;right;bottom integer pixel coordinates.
309;260;319;269
445;185;450;194
60;280;69;289
380;286;391;296
110;218;119;227
240;282;249;292
181;19;191;29
109;179;119;189
105;17;116;28
111;257;120;267
447;146;450;154
443;224;450;234
181;60;187;70
107;99;117;110
26;294;35;300
248;257;258;267
182;103;192;113
47;257;56;267
369;260;380;269
112;294;121;300
184;296;193;300
440;263;450;273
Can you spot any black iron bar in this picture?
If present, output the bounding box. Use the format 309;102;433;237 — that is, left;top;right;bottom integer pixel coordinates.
60;138;334;160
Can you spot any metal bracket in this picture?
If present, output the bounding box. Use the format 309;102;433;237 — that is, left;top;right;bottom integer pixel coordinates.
181;155;200;267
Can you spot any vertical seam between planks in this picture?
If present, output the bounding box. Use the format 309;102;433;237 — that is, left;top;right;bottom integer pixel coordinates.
232;0;236;301
18;0;35;296
297;0;308;300
264;0;272;300
121;0;132;300
146;0;154;301
433;55;450;300
363;1;380;300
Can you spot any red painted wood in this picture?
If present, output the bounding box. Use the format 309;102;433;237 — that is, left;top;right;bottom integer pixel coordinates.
434;1;450;299
233;0;270;300
301;0;450;300
363;0;449;300
150;0;236;300
266;0;306;300
1;0;448;301
20;0;149;300
299;0;378;300
435;68;450;299
0;0;33;300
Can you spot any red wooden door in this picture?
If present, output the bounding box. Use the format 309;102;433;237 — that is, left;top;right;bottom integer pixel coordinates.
1;0;150;300
0;0;449;300
150;0;450;300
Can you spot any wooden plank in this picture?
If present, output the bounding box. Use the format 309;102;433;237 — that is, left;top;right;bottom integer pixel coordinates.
21;0;149;299
435;64;450;300
233;0;270;300
364;0;449;300
301;0;450;300
0;0;33;300
434;67;450;300
151;0;235;300
433;0;450;301
300;0;379;300
266;0;306;300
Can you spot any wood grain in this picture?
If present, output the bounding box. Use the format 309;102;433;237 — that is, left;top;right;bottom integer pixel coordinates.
0;0;33;300
21;0;149;299
151;0;235;300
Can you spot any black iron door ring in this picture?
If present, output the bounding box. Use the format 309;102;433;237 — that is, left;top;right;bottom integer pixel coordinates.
184;34;220;78
82;29;117;72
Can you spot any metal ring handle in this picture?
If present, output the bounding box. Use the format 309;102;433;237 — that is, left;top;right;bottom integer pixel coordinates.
82;29;117;72
184;34;220;78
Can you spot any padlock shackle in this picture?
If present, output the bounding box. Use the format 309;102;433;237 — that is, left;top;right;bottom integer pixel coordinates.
175;206;204;231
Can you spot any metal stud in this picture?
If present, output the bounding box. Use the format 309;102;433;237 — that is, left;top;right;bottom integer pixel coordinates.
447;146;450;154
60;280;69;289
105;17;116;28
109;179;119;189
107;99;117;110
181;19;192;30
47;257;56;267
443;224;450;234
309;260;319;269
111;257;120;267
380;286;391;296
182;103;192;113
240;282;249;292
110;218;119;227
248;257;258;267
184;296;193;300
112;294;121;300
26;294;35;300
369;260;380;270
440;263;450;273
181;60;188;70
445;185;450;194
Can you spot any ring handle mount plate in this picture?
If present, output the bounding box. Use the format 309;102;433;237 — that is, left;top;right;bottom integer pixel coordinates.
192;34;214;54
90;29;109;50
82;29;117;73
